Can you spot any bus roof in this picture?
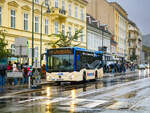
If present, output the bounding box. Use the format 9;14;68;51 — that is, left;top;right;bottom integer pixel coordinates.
47;47;103;54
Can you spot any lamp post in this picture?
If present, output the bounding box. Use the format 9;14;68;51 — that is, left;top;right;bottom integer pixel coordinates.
102;29;104;72
40;2;50;67
32;0;34;66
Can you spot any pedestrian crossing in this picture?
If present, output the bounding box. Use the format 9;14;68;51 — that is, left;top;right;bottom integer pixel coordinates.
17;96;112;112
4;77;150;113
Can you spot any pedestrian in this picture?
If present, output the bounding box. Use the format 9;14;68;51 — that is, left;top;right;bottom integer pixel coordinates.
0;64;6;87
7;61;12;71
13;62;18;72
7;61;13;85
24;67;28;84
111;63;115;73
41;64;46;79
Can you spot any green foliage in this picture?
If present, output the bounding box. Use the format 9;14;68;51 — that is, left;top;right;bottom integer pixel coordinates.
130;49;137;61
0;30;10;58
142;45;150;54
47;28;84;48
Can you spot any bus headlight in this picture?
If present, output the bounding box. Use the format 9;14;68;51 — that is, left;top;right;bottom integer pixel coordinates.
47;76;50;80
72;75;74;79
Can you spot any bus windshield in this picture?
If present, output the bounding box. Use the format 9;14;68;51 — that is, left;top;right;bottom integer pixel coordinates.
47;54;74;72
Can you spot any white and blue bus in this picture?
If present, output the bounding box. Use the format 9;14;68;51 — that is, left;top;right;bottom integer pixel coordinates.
46;47;103;82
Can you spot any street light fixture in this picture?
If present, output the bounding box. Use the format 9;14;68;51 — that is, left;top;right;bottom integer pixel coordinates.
40;1;50;67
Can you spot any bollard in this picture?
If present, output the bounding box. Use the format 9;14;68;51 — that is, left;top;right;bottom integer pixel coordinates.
28;76;31;89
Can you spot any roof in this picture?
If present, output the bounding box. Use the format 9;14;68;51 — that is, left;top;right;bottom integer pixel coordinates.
86;14;112;35
128;19;139;29
109;2;127;15
47;47;103;54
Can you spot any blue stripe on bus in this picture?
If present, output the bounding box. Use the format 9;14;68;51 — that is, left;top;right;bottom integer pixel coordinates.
73;48;76;71
87;73;94;76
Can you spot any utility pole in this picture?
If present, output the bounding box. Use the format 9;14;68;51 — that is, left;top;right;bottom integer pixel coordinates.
40;4;43;67
40;2;50;67
32;0;34;66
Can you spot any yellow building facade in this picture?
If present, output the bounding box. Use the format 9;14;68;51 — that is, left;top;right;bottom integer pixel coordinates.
110;2;129;59
0;0;87;64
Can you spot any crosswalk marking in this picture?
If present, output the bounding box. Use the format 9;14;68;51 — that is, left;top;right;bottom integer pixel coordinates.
18;96;49;104
62;99;87;105
82;100;108;108
107;102;128;110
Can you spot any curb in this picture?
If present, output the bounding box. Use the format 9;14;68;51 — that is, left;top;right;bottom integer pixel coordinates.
0;88;45;99
104;71;138;78
13;88;45;95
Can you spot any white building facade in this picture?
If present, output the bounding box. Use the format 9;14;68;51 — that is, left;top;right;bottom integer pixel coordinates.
86;14;112;61
118;15;127;58
87;25;111;54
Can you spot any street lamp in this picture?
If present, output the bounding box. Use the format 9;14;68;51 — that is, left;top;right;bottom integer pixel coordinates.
32;0;34;66
101;24;107;72
40;1;50;67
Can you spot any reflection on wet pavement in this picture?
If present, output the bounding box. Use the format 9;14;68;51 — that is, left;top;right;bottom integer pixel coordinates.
0;69;150;113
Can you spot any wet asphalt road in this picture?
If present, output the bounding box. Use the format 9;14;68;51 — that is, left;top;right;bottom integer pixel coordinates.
0;69;150;113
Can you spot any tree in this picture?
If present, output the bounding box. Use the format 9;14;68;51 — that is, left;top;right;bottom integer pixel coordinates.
47;28;83;48
0;30;10;58
130;49;137;62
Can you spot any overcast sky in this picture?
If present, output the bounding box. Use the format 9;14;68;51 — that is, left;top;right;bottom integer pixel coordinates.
108;0;150;35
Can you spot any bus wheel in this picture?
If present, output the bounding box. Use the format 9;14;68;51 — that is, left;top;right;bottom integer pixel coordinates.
95;71;98;80
56;81;61;85
83;72;86;82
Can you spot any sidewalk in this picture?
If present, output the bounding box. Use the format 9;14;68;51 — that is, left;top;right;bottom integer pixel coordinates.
0;71;139;97
104;70;138;78
0;79;48;97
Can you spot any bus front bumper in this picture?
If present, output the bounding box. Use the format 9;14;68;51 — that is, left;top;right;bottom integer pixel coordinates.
46;72;82;82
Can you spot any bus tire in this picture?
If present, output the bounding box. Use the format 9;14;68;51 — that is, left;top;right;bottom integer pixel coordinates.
95;71;98;80
83;72;86;82
56;81;61;85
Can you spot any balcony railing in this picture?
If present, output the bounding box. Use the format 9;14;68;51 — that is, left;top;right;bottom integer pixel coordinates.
50;7;67;20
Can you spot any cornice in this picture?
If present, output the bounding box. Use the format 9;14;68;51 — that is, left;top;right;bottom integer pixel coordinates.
8;1;19;7
21;5;31;11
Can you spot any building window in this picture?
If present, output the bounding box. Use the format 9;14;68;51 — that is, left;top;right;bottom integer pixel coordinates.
68;4;72;16
62;24;65;35
68;26;72;37
0;7;1;26
129;32;131;38
80;30;83;42
35;16;39;33
74;28;78;41
35;0;39;4
54;21;58;34
62;0;65;10
45;0;49;7
45;19;48;34
54;0;58;8
75;6;78;18
11;9;16;28
24;13;28;31
80;9;84;21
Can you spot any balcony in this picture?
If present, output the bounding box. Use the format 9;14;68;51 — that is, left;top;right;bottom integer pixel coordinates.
50;7;67;21
128;36;137;40
128;44;137;49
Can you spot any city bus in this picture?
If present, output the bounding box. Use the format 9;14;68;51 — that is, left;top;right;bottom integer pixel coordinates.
46;47;103;82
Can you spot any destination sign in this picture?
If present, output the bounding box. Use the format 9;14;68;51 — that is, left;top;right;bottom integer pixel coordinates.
48;49;73;55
